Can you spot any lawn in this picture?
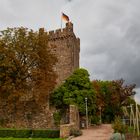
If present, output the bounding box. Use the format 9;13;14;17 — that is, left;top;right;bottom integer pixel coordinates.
0;138;63;140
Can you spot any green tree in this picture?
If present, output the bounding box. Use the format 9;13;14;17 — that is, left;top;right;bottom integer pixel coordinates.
51;68;96;116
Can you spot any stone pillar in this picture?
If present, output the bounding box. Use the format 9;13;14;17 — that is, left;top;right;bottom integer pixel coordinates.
60;123;75;138
60;105;80;138
69;105;79;129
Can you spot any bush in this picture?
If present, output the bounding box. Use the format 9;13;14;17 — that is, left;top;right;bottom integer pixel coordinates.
0;129;14;137
0;128;60;138
112;116;128;134
0;129;31;138
53;111;61;126
70;128;82;137
90;116;100;125
32;129;60;138
14;129;32;138
127;126;134;133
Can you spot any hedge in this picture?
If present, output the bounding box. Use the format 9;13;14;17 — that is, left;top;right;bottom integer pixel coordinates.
0;129;60;138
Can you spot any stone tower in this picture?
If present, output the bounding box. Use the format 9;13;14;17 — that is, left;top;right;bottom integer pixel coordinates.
48;22;80;86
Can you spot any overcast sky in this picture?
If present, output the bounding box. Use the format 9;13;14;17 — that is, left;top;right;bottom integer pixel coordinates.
0;0;140;102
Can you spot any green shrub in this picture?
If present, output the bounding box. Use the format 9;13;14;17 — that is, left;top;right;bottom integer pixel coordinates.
53;111;61;126
70;128;82;137
0;129;31;138
112;116;128;134
90;116;100;124
14;129;32;138
0;128;60;138
0;129;14;137
32;129;60;138
127;126;134;133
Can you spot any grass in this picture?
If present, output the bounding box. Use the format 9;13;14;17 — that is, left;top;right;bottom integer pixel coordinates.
0;138;63;140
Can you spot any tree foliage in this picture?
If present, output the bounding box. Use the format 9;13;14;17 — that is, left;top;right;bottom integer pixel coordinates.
92;79;136;122
51;68;96;116
0;27;57;125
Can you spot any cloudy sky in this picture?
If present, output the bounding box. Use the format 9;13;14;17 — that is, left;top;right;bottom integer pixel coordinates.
0;0;140;102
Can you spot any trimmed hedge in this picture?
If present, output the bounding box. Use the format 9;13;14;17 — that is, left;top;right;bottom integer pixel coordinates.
0;128;60;138
32;129;60;138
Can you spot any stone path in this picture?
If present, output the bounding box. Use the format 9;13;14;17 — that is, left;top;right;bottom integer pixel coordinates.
72;124;113;140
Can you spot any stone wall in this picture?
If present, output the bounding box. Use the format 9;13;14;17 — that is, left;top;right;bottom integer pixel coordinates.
60;123;75;138
0;22;80;129
0;99;55;129
60;105;80;138
48;22;80;86
69;105;79;129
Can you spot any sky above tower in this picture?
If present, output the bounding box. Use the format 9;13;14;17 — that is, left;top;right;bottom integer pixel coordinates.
0;0;140;102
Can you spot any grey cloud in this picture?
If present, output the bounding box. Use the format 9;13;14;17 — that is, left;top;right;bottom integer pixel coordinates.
135;88;140;104
66;0;140;87
0;0;140;89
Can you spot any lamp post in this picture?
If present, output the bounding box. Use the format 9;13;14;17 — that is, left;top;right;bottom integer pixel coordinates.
130;104;133;127
85;97;88;129
99;106;102;124
127;104;133;127
136;103;139;136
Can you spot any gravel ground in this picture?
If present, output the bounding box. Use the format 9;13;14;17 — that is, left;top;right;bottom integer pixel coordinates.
72;124;113;140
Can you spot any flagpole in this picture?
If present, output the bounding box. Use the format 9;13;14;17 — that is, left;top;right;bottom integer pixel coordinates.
61;13;63;30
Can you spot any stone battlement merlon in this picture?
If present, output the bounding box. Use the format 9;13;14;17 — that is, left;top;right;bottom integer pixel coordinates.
46;22;76;41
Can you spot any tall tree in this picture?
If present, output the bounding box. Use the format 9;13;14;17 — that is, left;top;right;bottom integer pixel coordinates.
92;79;136;122
51;68;96;116
0;27;57;125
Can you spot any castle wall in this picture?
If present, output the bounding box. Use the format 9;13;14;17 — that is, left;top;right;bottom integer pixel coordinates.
48;22;80;86
0;22;80;129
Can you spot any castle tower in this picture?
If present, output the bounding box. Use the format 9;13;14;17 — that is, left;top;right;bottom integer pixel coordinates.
48;22;80;86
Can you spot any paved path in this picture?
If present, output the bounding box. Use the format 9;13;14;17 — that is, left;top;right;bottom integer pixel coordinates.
72;124;113;140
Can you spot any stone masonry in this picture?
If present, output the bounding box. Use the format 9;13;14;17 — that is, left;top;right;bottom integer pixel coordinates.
60;105;80;138
48;22;80;86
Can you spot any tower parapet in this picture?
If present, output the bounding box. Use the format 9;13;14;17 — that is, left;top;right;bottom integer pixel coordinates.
46;22;80;86
47;22;78;41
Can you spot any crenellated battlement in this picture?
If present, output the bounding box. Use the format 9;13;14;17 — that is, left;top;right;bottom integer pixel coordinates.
46;22;77;41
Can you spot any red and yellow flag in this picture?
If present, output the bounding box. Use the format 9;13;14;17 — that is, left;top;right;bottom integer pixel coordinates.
62;13;69;22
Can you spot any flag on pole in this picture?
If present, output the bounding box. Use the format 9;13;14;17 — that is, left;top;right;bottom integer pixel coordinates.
61;12;69;22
